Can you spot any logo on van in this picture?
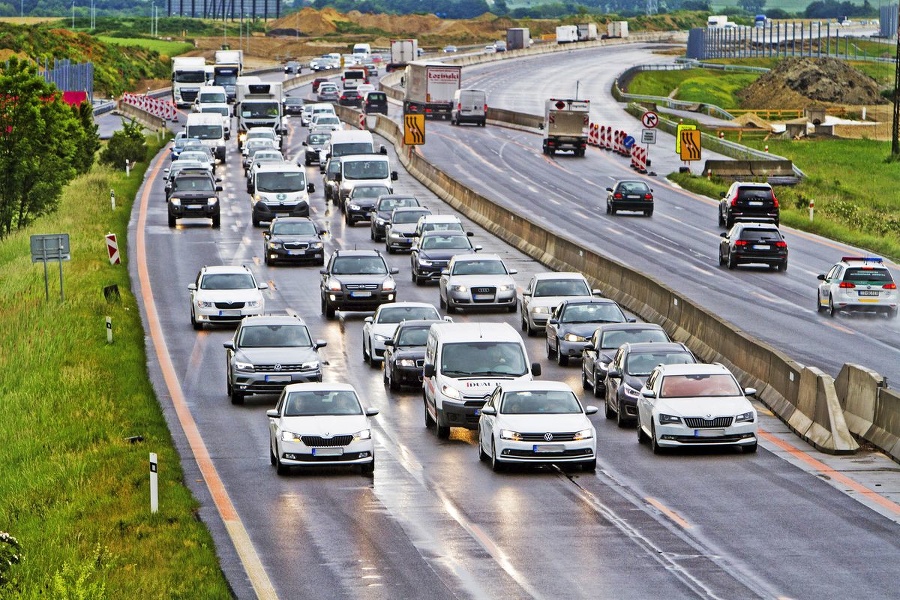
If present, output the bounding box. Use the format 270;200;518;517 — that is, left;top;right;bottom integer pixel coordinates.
465;381;495;387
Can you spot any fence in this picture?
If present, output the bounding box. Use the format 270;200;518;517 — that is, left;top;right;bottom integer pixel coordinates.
38;59;93;103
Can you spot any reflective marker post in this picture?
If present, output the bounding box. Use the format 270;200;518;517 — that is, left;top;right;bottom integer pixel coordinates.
150;452;158;513
106;316;112;344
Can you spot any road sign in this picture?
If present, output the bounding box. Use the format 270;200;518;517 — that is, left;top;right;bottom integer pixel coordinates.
404;113;425;145
641;111;659;129
106;233;121;265
641;129;657;144
675;123;697;153
30;233;70;263
679;129;702;161
622;135;636;150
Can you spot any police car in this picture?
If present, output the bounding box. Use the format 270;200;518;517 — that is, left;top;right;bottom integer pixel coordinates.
817;256;898;318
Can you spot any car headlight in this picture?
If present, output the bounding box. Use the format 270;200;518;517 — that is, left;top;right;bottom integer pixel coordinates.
354;428;372;441
573;428;594;441
208;197;218;205
531;306;550;314
440;384;463;400
267;241;282;250
735;411;755;423
449;284;468;293
499;429;522;441
383;278;396;292
376;217;387;225
417;257;432;266
169;198;181;206
564;333;588;342
327;278;342;292
497;284;515;292
233;359;254;371
397;358;416;367
310;242;323;249
246;299;262;308
349;203;360;210
622;383;641;399
280;430;301;442
300;361;320;370
658;413;681;425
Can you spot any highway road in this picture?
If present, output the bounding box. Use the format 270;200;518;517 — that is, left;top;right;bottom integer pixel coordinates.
118;45;900;599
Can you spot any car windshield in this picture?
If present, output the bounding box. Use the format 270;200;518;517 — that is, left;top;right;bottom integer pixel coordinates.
284;390;362;416
199;92;226;103
343;160;389;180
423;222;463;233
331;257;387;275
659;374;742;398
240;102;280;118
174;177;215;193
377;305;439;323
421;235;469;250
239;324;311;348
625;351;695;377
308;133;330;145
256;172;306;193
500;390;582;414
272;221;317;236
600;328;668;349
200;273;255;290
393;210;430;225
352;186;390;199
534;279;590;297
253;153;283;163
247;131;275;141
201;106;229;117
451;259;507;276
395;326;430;347
179;152;210;163
440;342;528;377
378;197;418;212
843;267;894;285
616;182;650;194
561;303;625;324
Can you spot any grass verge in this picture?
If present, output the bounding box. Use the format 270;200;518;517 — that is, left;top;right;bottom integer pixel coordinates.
0;137;232;598
96;35;194;57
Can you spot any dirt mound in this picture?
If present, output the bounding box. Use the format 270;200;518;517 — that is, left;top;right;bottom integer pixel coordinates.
738;57;887;109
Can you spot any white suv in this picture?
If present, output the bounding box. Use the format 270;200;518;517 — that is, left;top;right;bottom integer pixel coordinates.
188;265;268;330
817;256;898;318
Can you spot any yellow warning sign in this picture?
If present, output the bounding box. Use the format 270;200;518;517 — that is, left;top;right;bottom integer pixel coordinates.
679;129;701;162
675;123;696;153
404;113;425;146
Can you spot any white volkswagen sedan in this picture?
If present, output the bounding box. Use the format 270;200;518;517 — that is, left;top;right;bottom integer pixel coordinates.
439;253;518;313
477;381;598;472
636;363;758;454
267;382;378;475
361;301;444;366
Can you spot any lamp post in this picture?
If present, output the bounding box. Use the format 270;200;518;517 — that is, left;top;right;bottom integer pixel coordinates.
892;22;900;156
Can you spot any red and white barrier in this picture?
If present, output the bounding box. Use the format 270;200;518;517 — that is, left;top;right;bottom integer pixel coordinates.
630;146;647;173
588;123;598;146
121;93;180;122
359;112;366;130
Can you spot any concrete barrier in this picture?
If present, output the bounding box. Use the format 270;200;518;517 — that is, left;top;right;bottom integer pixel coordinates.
117;100;166;131
836;365;900;459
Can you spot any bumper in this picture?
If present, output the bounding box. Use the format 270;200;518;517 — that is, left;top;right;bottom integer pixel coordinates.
559;339;591;358
346;206;373;222
732;250;787;265
655;423;758;449
412;262;448;281
232;370;323;396
440;399;484;430
305;150;321;164
446;290;516;309
194;306;263;325
611;200;654;212
454;113;486;124
325;292;395;312
253;202;310;222
169;204;219;220
392;364;424;386
386;235;415;250
732;212;778;223
494;439;595;465
277;440;374;467
266;245;324;264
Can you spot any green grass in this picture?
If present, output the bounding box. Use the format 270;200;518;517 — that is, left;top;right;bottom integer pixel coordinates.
96;36;193;57
627;68;760;109
0;136;231;598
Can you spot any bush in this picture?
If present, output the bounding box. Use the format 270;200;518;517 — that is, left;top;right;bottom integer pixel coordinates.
0;531;21;586
99;119;147;167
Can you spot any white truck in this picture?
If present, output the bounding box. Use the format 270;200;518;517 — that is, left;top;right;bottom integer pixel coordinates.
506;28;530;50
577;23;598;41
707;15;730;28
386;39;418;72
171;56;208;108
403;61;461;121
213;49;244;103
556;25;578;44
607;21;629;39
234;80;285;150
542;98;590;157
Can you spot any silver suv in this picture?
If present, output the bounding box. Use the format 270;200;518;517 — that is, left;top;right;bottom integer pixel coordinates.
224;314;327;404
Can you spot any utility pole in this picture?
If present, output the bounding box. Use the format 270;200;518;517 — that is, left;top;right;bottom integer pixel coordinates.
893;23;900;156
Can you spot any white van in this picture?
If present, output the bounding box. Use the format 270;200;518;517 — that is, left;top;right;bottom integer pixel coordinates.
451;88;487;127
248;163;315;226
324;129;386;169
184;112;226;162
192;85;228;112
352;43;372;56
336;154;398;204
423;322;541;438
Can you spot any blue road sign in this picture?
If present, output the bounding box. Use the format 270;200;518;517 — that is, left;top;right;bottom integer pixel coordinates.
623;135;636;150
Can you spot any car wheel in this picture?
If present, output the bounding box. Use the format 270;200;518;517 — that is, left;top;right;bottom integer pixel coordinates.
890;308;899;319
411;270;419;285
556;347;568;366
264;253;272;266
389;367;401;391
581;368;591;390
727;253;737;270
168;214;177;228
609;204;617;216
304;157;311;166
615;398;629;428
490;441;505;472
363;337;370;364
726;216;735;229
718;248;725;266
370;227;375;241
779;259;788;272
360;456;375;475
369;354;380;370
592;373;602;398
637;422;648;444
743;442;758;454
424;398;435;427
827;295;837;318
546;338;555;359
439;293;446;309
478;431;489;462
582;459;597;472
230;388;245;405
717;209;725;227
211;214;221;228
325;301;336;320
604;395;615;419
435;409;450;439
605;202;611;215
252;216;260;227
191;309;201;331
269;441;277;466
644;210;653;217
386;244;394;254
276;455;291;476
816;293;826;313
651;424;665;455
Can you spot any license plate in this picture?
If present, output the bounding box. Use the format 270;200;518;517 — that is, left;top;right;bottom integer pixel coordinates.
626;194;640;199
473;294;493;300
265;375;291;383
218;309;241;317
187;205;203;210
287;250;307;256
858;290;879;297
753;244;770;250
747;201;763;206
533;444;564;453
694;428;725;438
311;447;343;457
350;291;372;298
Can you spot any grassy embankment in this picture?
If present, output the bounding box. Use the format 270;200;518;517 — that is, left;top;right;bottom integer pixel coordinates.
97;36;194;57
629;63;900;261
0;137;231;598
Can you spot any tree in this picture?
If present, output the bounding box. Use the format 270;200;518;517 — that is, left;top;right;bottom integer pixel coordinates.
0;58;80;238
99;119;146;169
71;101;99;175
738;0;766;14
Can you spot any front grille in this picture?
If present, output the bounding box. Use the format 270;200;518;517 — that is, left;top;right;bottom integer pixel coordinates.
472;287;495;294
518;432;579;442
300;434;353;447
255;363;314;372
505;448;593;458
214;301;245;309
683;416;734;428
346;283;378;290
283;242;310;250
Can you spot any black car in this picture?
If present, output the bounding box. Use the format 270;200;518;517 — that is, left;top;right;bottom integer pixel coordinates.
410;230;480;285
719;181;780;228
383;319;443;390
344;184;391;226
167;172;222;228
322;158;342;202
580;323;670;398
283;96;304;116
301;130;331;167
263;216;327;266
606;180;654;216
164;163;213;199
719;222;788;271
546;298;632;366
603;342;696;427
319;249;399;319
363;91;389;115
370;194;420;241
338;89;362;107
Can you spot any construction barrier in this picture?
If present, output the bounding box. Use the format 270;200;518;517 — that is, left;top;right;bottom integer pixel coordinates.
601;125;611;150
588;123;599;146
122;93;178;122
630;146;647;173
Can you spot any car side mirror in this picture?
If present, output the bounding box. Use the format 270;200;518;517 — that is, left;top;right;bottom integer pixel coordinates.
391;171;398;181
720;232;728;238
473;246;482;252
607;367;621;378
591;289;603;296
466;231;474;237
364;316;373;324
223;341;235;350
314;340;327;349
549;318;558;325
508;269;517;275
480;406;497;416
307;183;316;193
365;408;380;417
423;363;435;378
188;283;197;291
522;291;532;297
817;274;826;281
584;406;599;416
720;191;727;198
263;231;271;239
379;145;387;155
605;187;613;192
266;409;279;419
744;387;757;397
164;168;170;174
390;267;400;274
641;389;656;399
384;339;394;347
531;362;542;377
319;269;328;274
626;317;636;323
302;141;308;146
258;282;269;290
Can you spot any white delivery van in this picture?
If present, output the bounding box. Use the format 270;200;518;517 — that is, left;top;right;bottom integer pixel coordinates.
335;154;398;205
184;112;226;162
324;129;386;166
451;89;487;127
423;322;541;438
352;43;372;56
248;163;315;226
192;85;228;112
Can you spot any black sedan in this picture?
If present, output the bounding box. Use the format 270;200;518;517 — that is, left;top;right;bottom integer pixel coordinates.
606;180;654;216
410;231;481;285
370;194;421;242
262;217;326;266
383;319;444;390
580;323;670;398
338;90;363;107
719;222;788;271
283;96;304;116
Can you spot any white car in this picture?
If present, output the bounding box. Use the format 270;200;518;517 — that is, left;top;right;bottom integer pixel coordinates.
240;126;279;151
520;271;596;336
188;265;268;330
478;380;598;472
816;256;898;318
439;253;518;313
636;363;758;454
362;301;444;365
267;382;378;475
310;114;344;132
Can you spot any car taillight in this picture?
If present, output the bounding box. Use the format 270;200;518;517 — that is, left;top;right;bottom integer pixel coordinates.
644;194;653;200
772;194;779;208
730;196;738;207
614;193;623;199
839;282;856;289
456;103;461;110
774;241;787;248
884;283;897;290
484;104;488;111
734;240;749;247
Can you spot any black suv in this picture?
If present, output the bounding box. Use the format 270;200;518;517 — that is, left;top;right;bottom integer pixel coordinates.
363;91;389;115
167;172;223;228
319;249;399;319
719;222;788;271
718;181;779;228
370;194;420;241
322;158;341;202
263;216;327;266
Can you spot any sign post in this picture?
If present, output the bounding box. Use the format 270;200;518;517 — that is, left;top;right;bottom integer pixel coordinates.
30;233;70;302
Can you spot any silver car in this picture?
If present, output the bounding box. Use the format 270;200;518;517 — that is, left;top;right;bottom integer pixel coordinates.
520;272;596;336
439;253;518;313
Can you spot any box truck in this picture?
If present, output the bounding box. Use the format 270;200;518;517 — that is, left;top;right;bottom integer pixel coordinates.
213;49;243;103
577;23;598;41
607;21;629;38
171;56;207;108
234;81;284;148
403;61;462;120
506;28;531;50
386;39;418;72
556;25;578;44
542;98;590;157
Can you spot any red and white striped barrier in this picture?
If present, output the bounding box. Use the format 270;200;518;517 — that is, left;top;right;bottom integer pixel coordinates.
630;146;648;173
359;112;366;130
599;125;609;150
588;123;599;146
122;93;179;122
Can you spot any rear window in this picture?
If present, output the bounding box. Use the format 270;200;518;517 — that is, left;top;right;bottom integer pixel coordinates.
367;93;387;102
736;186;774;201
740;228;782;241
843;267;894;285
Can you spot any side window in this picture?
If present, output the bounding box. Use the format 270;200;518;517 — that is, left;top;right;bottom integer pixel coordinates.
525;277;535;295
613;348;625;370
552;303;563;320
826;265;840;281
275;389;287;413
646;369;660;391
588;330;600;351
487;387;501;409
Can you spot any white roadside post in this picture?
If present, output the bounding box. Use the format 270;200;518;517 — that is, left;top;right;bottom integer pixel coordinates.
149;452;158;513
125;159;131;177
110;189;116;210
809;199;815;221
106;316;112;344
